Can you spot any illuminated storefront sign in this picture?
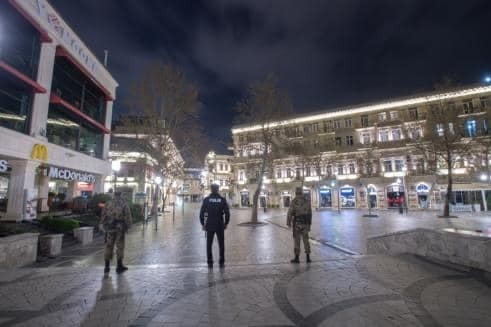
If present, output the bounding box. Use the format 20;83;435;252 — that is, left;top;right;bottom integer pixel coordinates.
0;160;8;173
47;167;96;183
31;144;48;161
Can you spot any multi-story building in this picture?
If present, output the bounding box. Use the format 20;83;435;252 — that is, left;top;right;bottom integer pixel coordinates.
0;0;117;220
203;151;234;201
178;168;204;203
232;85;491;211
106;132;184;209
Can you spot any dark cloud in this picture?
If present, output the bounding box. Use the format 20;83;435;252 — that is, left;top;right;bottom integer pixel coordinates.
50;0;491;150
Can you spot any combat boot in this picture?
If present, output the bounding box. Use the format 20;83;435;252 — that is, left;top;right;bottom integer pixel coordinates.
306;254;312;263
104;260;110;273
290;255;300;263
116;259;128;273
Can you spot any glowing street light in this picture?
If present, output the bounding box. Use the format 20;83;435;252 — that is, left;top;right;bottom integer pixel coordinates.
111;160;121;192
154;176;162;185
485;76;491;83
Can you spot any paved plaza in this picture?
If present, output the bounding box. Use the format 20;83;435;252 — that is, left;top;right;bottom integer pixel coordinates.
0;205;490;326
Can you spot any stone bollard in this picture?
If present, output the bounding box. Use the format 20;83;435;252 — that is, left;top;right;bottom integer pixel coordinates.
73;227;94;245
39;234;63;257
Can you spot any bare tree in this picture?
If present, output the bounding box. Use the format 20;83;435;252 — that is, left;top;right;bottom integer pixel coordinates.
407;80;474;217
234;74;293;223
119;62;206;213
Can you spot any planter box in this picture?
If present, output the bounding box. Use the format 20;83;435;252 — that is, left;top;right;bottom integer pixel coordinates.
73;227;94;245
0;233;39;268
39;234;63;257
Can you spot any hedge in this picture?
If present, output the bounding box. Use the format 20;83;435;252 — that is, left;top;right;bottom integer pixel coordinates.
41;216;80;233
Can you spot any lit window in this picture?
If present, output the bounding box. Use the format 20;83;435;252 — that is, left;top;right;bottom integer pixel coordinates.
362;133;370;144
392;129;401;140
390;111;398;119
463;100;474;114
436;123;444;137
466;120;477;137
395;160;403;172
379;130;389;142
337;165;344;175
383;160;392;172
349;163;355;174
378;112;387;121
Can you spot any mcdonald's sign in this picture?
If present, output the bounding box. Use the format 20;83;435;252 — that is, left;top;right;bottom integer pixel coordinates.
31;144;48;161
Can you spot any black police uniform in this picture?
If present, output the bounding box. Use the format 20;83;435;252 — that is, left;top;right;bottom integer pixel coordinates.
199;192;230;266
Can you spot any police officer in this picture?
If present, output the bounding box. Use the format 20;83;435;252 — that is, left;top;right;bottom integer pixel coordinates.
100;191;132;273
287;187;312;263
200;184;230;268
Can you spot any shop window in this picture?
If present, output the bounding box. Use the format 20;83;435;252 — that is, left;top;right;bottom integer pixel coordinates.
362;133;370;144
335;137;342;146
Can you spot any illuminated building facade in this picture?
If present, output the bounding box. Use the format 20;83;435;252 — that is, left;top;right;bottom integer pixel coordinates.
203;151;234;202
232;85;491;212
0;0;117;220
107;133;184;209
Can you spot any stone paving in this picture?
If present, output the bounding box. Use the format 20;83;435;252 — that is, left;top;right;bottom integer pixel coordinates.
0;205;490;326
266;208;491;253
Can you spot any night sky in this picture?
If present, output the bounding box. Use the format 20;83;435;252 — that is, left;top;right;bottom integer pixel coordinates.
50;0;491;151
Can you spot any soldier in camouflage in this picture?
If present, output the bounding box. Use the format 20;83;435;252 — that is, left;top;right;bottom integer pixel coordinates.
287;187;312;263
100;191;132;273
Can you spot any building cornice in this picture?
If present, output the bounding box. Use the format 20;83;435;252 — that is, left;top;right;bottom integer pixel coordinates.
231;85;491;134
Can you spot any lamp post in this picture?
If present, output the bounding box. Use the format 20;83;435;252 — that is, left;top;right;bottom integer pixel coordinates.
402;167;408;213
154;176;162;230
111;160;121;193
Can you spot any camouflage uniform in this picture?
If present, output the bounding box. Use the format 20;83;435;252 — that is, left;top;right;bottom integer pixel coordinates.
101;196;132;261
287;194;312;256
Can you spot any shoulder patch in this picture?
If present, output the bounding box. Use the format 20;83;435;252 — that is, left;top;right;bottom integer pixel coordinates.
209;198;222;203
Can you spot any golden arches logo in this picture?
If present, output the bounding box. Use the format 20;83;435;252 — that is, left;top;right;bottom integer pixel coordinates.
31;144;48;161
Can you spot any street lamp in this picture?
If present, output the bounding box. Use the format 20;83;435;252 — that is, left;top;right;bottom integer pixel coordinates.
111;160;121;192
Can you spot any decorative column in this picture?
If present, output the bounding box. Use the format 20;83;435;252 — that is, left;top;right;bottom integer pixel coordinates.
102;101;113;160
37;172;50;212
30;42;56;140
4;160;40;221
